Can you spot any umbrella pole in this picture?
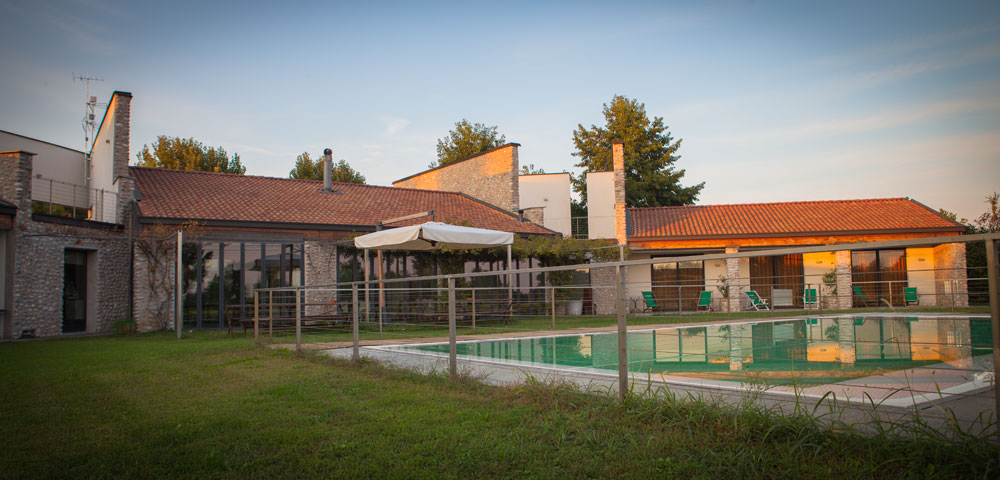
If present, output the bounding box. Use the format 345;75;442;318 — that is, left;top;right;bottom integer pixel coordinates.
507;244;513;306
378;249;384;339
364;248;370;325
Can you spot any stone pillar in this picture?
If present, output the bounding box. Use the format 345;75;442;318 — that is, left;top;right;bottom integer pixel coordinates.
725;246;745;312
0;151;33;338
110;91;133;224
933;243;969;307
939;318;972;369
509;144;520;213
132;237;176;332
304;242;338;316
611;141;627;246
837;318;855;364
590;263;617;315
0;151;33;224
834;250;853;309
729;324;752;371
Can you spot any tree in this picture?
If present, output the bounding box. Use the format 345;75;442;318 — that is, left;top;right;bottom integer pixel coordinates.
571;95;704;207
288;152;366;184
433;119;506;168
136;136;246;174
974;192;999;232
520;163;546;175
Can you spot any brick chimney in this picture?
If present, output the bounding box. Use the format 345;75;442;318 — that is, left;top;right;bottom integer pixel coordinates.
612;141;627;245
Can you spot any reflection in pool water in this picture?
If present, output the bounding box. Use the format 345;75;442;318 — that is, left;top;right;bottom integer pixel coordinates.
402;316;991;385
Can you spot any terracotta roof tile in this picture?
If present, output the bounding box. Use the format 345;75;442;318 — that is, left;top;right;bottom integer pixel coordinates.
628;198;964;239
131;167;552;235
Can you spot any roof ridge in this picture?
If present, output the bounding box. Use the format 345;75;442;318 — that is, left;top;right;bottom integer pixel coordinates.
626;198;909;210
129;166;475;196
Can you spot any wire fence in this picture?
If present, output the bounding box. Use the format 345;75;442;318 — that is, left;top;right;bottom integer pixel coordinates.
239;233;1000;431
30;175;118;223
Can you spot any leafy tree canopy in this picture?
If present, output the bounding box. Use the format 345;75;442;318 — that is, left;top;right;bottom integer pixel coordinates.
433;119;506;168
975;192;999;233
571;95;703;207
136;136;246;174
288;152;366;184
520;163;546;175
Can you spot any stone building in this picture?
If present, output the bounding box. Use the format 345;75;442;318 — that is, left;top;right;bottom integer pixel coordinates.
586;142;970;313
2;91;554;337
0;91;134;339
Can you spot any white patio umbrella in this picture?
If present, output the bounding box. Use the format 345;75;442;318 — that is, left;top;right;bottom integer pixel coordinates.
354;221;514;250
353;222;515;336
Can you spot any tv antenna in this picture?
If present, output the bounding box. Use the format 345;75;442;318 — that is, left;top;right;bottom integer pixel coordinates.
72;73;104;185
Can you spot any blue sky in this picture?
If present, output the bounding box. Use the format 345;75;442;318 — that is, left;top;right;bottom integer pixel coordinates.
1;0;998;221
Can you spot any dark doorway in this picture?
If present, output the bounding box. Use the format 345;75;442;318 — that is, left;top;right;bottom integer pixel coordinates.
62;250;87;333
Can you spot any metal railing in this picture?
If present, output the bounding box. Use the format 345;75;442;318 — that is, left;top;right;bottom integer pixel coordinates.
570;216;588;239
242;233;1000;435
30;175;118;223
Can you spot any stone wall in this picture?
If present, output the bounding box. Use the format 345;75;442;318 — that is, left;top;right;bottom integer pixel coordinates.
132;236;175;332
933;242;969;307
1;151;131;338
590;263;618;315
392;143;520;213
521;207;544;227
611;142;627;245
834;250;854;309
304;241;338;316
111;92;135;224
725;247;746;312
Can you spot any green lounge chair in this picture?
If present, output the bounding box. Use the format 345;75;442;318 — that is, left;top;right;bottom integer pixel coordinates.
904;287;919;306
745;290;769;311
641;291;659;312
851;286;873;307
697;291;712;311
803;288;818;307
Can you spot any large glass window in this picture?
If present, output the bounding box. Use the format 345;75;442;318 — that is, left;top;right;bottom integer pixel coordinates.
243;243;262;314
222;242;241;328
201;243;221;328
750;254;804;307
652;260;704;311
851;250;907;307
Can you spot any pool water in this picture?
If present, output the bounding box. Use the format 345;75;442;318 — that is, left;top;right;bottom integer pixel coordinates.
395;315;992;386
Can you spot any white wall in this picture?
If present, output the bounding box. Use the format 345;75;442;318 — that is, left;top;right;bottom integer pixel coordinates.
519;173;571;237
89;103;116;195
586;171;615;240
626;253;651;300
906;247;935;306
1;131;87;206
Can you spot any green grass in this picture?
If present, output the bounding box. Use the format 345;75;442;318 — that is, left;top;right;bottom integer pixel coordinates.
1;332;995;479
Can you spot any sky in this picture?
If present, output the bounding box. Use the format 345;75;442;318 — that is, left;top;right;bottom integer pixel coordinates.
1;0;998;222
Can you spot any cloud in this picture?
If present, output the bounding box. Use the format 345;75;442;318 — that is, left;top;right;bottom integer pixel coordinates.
707;96;1000;145
382;116;410;136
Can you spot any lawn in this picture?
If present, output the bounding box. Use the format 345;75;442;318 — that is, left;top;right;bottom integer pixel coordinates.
0;331;995;479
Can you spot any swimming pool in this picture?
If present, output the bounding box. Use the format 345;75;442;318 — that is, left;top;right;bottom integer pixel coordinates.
381;315;993;405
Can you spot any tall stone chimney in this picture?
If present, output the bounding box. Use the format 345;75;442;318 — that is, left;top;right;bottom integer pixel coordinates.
612;141;627;245
322;148;333;192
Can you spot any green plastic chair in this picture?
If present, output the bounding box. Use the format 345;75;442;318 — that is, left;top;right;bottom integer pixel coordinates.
745;290;769;311
641;291;659;312
697;291;712;311
851;285;873;307
904;287;919;305
803;288;818;306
